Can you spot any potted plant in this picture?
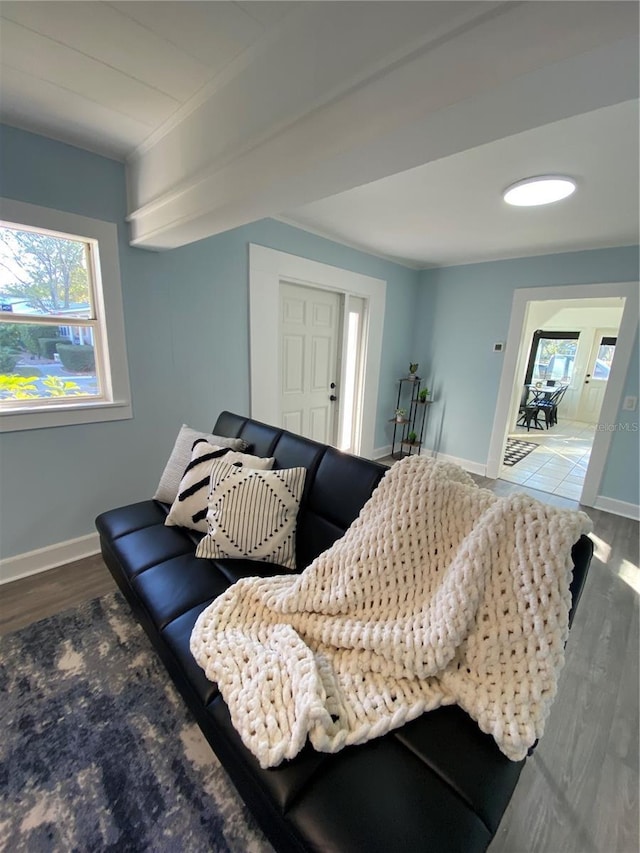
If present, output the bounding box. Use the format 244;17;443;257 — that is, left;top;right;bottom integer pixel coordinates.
408;430;417;444
418;387;430;402
408;362;419;380
395;408;407;422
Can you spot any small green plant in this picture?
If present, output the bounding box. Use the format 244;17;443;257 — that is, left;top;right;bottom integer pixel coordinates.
408;431;417;443
41;375;82;396
418;388;430;402
409;362;419;375
0;373;83;400
395;407;407;421
0;374;39;399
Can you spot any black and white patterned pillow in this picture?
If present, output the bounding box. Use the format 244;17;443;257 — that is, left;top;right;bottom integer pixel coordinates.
195;460;306;570
165;440;274;532
154;424;249;504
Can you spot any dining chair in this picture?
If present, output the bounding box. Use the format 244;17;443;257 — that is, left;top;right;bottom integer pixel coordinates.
517;386;544;431
536;385;567;428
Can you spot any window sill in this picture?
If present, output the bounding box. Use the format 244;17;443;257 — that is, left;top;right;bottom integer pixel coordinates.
0;399;132;432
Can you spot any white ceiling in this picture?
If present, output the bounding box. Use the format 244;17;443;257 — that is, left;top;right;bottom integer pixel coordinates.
0;1;296;158
0;1;638;266
281;99;640;267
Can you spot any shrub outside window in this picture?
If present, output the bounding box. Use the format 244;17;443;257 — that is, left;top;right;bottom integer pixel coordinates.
0;199;131;432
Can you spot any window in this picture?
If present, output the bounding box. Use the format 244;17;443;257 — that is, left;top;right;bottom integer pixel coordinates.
525;330;580;385
592;336;616;380
0;199;131;431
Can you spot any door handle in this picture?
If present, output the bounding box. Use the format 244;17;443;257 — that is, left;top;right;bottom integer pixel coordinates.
329;395;337;402
330;382;336;389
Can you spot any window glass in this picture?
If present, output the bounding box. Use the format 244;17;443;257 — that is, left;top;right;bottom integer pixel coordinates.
0;225;93;318
0;323;100;402
593;338;616;380
532;336;578;383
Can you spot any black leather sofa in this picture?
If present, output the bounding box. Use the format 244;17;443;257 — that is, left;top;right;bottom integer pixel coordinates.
96;411;593;853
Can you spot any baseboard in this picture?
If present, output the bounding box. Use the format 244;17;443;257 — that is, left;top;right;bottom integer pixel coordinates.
419;447;487;477
0;532;100;585
372;445;392;460
593;496;640;521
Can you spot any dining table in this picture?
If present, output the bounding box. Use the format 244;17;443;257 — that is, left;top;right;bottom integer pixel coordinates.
525;384;559;403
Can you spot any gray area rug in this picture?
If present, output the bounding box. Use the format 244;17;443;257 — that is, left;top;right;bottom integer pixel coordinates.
0;591;272;852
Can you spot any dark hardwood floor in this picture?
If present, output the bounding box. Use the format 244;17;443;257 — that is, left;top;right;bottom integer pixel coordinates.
0;553;116;636
2;474;638;852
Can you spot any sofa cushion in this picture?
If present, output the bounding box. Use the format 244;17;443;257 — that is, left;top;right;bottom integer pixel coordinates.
132;554;230;630
96;500;168;541
308;447;387;530
196;462;306;570
107;524;195;580
284;734;493;853
161;602;219;706
393;705;525;832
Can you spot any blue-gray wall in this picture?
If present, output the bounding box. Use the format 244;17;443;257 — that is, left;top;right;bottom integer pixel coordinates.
0;125;418;560
1;125;638;561
416;250;639;505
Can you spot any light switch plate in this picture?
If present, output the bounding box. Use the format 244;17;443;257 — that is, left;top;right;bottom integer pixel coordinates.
622;396;637;411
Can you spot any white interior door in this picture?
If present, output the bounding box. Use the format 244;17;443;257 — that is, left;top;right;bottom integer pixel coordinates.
279;282;342;444
576;328;618;423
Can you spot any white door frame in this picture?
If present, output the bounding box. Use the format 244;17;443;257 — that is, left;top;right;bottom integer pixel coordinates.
249;244;386;459
487;281;639;507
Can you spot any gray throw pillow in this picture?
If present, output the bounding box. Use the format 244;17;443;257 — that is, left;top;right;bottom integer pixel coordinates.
154;424;248;504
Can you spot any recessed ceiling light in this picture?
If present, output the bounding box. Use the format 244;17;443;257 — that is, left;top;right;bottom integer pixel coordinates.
503;176;576;207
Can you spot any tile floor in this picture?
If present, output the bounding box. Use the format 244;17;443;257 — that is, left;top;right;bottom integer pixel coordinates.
500;419;595;500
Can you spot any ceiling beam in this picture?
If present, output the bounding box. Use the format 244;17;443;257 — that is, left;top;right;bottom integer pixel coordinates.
126;2;638;250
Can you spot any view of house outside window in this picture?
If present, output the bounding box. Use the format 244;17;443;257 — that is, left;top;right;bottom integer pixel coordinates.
0;223;102;404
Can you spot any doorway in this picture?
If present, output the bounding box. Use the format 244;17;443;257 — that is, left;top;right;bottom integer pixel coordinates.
487;281;638;508
249;245;386;459
501;311;621;499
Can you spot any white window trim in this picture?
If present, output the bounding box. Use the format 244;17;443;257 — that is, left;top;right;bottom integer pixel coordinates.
0;198;132;432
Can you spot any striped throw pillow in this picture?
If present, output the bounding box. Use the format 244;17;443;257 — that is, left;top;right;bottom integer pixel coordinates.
195;460;306;570
154;424;249;504
165;440;274;532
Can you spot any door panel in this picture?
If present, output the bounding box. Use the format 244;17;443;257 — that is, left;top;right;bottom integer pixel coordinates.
282;335;304;393
310;406;329;442
282;410;303;434
311;336;331;391
279;282;341;445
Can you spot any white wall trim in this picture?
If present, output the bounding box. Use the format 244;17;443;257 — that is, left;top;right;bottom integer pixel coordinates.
372;444;392;461
0;533;100;586
249;244;386;459
420;446;487;477
593;496;640;521
486;281;639;507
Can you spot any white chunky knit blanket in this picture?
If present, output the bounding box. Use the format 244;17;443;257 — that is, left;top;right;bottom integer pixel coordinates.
191;456;592;769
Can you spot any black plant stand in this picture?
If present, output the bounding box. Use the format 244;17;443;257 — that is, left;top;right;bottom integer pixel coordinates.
390;377;432;458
